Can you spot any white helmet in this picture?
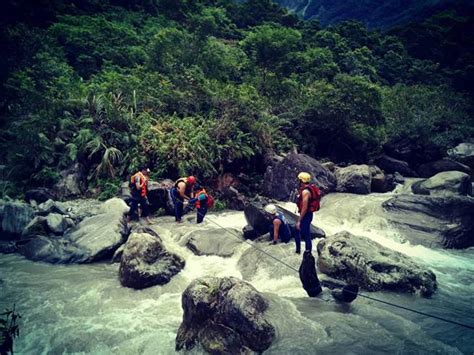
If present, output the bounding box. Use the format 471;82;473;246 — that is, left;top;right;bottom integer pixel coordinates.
264;204;277;214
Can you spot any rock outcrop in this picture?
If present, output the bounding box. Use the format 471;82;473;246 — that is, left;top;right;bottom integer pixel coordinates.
263;153;336;200
119;232;185;289
383;194;474;249
335;164;371;194
317;231;437;296
176;277;275;353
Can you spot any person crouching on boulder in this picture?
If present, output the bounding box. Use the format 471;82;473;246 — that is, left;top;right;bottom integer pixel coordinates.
171;175;196;223
295;172;321;254
264;204;292;245
188;184;209;224
128;167;152;224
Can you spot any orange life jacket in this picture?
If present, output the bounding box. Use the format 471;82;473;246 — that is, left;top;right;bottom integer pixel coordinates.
194;188;208;209
131;172;148;197
296;184;321;213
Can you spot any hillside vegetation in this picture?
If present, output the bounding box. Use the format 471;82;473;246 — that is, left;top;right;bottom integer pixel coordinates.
0;0;472;197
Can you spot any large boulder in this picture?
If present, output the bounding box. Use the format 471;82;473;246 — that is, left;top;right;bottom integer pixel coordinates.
383;195;474;249
220;186;247;211
447;142;474;169
317;231;437;296
19;236;86;263
186;228;242;257
54;163;87;199
335;164;371;194
1;201;34;240
417;159;471;178
374;155;416;177
119;232;185;289
176;277;275;353
122;179;175;214
263;153;336;200
64;198;130;262
412;171;471;197
243;202;325;239
46;213;74;235
299;251;322;297
370;165;395;193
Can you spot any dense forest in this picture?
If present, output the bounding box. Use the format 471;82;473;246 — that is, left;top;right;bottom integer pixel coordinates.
0;0;473;199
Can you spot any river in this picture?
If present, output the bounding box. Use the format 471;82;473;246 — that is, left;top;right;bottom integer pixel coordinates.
1;188;473;354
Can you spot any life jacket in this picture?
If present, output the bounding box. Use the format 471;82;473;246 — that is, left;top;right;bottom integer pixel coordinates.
130;172;148;197
174;178;193;197
195;189;215;209
296;184;321;213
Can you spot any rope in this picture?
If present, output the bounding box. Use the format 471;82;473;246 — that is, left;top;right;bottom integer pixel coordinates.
191;208;474;331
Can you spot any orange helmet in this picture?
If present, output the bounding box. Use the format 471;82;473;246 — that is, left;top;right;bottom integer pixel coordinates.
187;176;196;184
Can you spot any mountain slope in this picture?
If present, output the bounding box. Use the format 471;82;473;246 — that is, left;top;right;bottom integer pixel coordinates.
273;0;474;28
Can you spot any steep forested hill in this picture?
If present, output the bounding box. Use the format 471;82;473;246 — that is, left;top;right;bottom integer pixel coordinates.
0;0;472;198
273;0;474;28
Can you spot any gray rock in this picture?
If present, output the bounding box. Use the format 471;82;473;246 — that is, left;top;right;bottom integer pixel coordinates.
111;244;125;263
65;198;130;262
0;241;18;254
119;232;185;289
447;142;474;169
263;153;336;200
417;159;471;178
299;251;322;297
244;202;325;238
19;236;85;263
383;195;474;249
54;163;86;199
186;228;242;257
335;164;371;194
176;277;275;353
37;199;68;215
1;201;34;239
46;213;74;235
416;171;472;197
317;231;437;296
22;216;48;237
242;225;258;240
370;165;395;193
122;179;175;214
375;155;416;177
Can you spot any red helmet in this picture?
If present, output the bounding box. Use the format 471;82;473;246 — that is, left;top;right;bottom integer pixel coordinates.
187;176;196;184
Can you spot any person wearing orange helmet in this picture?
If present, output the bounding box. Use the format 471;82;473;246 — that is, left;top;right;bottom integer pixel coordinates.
170;175;196;223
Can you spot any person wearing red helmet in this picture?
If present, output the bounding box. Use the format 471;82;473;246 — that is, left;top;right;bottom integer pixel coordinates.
170;175;196;223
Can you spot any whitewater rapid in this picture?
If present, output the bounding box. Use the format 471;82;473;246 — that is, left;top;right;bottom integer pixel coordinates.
0;190;473;354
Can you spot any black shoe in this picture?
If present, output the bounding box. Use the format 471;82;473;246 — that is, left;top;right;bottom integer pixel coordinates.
295;249;301;254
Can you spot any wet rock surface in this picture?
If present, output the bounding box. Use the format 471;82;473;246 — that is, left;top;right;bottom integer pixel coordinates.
317;231;437;296
176;276;275;353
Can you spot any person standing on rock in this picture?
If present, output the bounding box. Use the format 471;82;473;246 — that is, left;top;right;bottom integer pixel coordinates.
128;167;152;224
171;175;196;223
264;204;292;245
295;172;321;254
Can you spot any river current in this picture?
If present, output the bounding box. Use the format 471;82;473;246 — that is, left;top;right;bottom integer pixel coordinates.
1;187;473;354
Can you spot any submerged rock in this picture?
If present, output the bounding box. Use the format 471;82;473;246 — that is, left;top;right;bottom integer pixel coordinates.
176;276;275;353
119;232;185;289
383;194;474;249
186;228;242;257
317;231;437;296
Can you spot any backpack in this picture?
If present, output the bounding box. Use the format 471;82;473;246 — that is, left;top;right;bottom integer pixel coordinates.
307;184;321;212
206;194;215;209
